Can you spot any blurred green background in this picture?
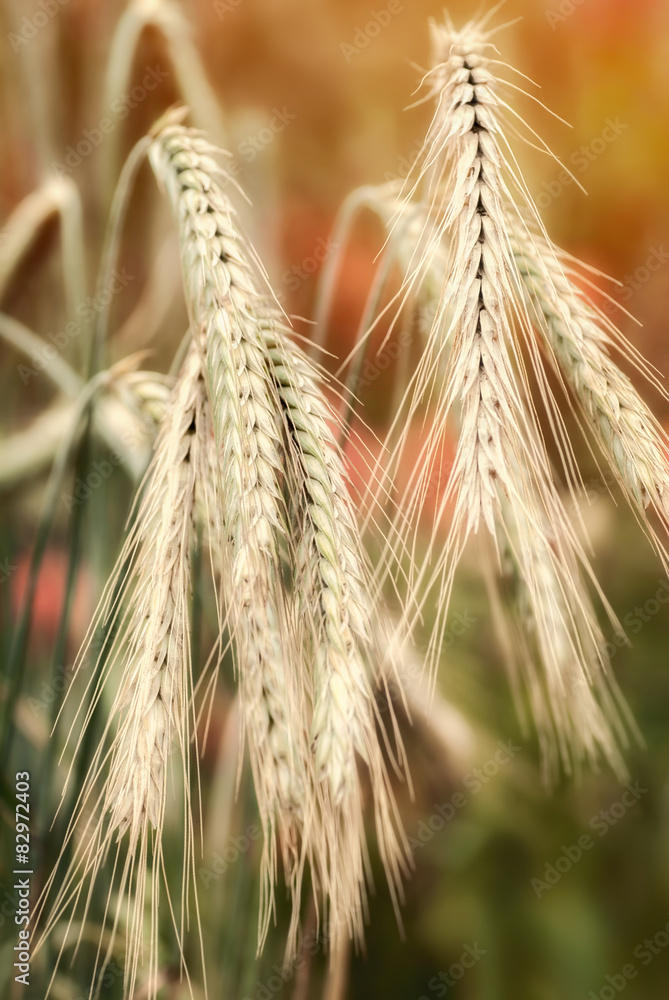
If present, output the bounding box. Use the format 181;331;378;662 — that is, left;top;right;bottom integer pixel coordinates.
1;1;669;998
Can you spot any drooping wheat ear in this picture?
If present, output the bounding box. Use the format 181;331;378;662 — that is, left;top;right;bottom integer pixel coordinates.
494;485;632;781
202;377;311;951
515;231;669;560
149;120;409;948
35;342;206;1000
260;324;410;937
372;14;636;775
263;327;375;800
104;346;202;843
364;187;630;777
148;125;311;944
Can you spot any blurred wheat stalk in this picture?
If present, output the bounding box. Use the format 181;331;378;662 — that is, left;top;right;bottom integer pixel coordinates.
2;4;668;1000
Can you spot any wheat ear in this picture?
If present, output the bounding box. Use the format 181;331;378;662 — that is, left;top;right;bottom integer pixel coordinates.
366;14;636;778
400;17;572;624
515;231;669;559
494;484;632;780
35;342;206;1000
261;324;410;938
149;125;313;947
351;181;631;777
104;346;201;841
149;120;409;948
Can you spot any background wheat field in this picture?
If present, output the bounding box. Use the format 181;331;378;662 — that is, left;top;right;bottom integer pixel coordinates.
2;1;669;999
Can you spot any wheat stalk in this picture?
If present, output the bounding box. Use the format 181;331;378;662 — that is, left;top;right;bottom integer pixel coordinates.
149;119;408;951
494;485;632;781
265;328;374;803
359;13;641;778
399;17;571;623
149;125;313;945
35;341;206;1000
202;367;311;950
260;323;410;937
330;169;656;780
104;348;201;842
515;231;669;557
